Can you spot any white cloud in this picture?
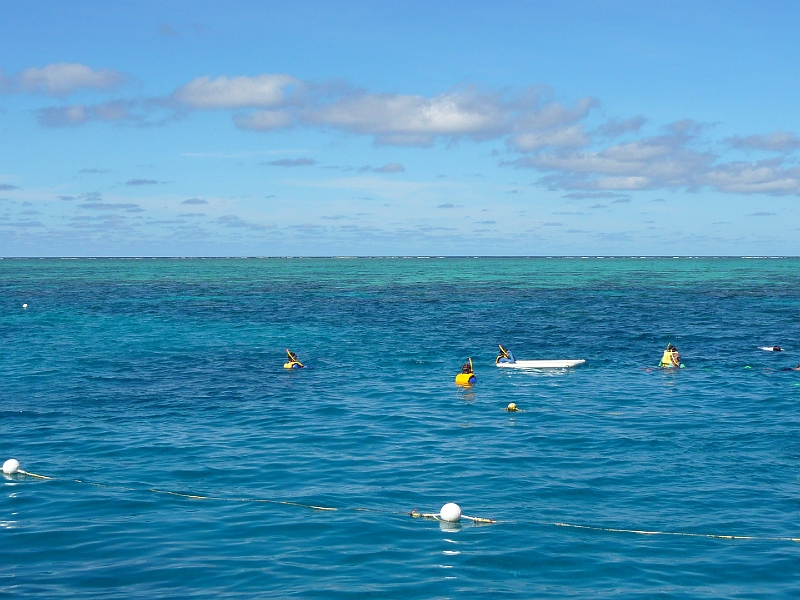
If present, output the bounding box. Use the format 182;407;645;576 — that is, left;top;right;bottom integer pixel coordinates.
726;130;800;153
509;125;590;151
596;116;647;137
508;122;800;195
705;159;800;194
18;66;800;198
303;89;507;145
4;63;126;96
173;74;297;108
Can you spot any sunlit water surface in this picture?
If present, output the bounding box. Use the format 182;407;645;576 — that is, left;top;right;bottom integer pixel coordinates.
2;257;800;598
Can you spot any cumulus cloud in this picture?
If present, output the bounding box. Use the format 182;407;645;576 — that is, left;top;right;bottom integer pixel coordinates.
0;183;19;191
1;63;125;96
509;123;716;191
507;121;800;195
173;74;297;109
216;78;599;148
726;130;800;153
262;158;316;167
303;89;506;145
294;86;597;148
182;198;208;205
18;66;800;197
704;159;800;194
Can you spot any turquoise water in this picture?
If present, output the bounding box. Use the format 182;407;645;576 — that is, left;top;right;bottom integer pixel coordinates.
2;257;800;597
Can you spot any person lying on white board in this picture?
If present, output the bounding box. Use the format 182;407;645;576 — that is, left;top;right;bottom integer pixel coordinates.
496;345;515;364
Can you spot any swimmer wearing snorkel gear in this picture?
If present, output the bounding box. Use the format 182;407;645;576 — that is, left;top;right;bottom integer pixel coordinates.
284;349;305;369
659;344;683;368
455;358;477;385
781;364;800;371
496;344;515;364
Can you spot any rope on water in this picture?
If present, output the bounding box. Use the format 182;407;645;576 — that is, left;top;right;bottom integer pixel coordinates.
3;460;490;523
6;460;800;542
551;521;800;543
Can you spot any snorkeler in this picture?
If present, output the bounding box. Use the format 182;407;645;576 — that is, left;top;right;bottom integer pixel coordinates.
496;344;515;364
284;349;305;369
455;358;477;385
659;344;682;368
780;364;800;371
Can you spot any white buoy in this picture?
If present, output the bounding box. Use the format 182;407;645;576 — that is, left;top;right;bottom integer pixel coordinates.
3;458;20;475
22;304;27;309
440;502;462;523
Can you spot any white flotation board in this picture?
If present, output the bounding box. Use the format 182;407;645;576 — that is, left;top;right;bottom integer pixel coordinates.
496;359;586;369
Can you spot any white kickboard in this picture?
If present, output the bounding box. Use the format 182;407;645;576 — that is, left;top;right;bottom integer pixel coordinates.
496;359;586;369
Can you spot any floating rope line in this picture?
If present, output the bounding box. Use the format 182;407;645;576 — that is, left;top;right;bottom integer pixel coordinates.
6;459;799;542
551;521;800;543
149;488;339;511
2;459;490;524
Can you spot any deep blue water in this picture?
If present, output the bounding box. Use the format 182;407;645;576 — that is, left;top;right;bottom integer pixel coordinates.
2;257;800;598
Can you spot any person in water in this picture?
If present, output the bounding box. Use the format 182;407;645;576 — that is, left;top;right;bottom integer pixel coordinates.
659;344;682;368
285;349;304;368
496;345;515;364
781;364;800;371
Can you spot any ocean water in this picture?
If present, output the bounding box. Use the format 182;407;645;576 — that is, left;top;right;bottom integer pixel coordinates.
2;257;800;598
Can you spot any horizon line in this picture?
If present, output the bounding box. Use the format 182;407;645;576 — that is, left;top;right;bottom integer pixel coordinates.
1;255;798;260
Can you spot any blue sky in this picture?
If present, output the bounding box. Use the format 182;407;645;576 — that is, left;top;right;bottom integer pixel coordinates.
1;0;799;256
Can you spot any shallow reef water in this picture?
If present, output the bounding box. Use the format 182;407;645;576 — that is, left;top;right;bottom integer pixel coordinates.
2;257;800;598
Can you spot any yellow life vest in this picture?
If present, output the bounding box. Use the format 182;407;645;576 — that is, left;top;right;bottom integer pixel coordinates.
659;350;679;368
455;372;476;385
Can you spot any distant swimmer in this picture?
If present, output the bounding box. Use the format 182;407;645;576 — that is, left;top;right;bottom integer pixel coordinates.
780;364;800;371
760;346;784;352
659;344;683;368
455;358;477;385
284;349;305;369
496;344;515;364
